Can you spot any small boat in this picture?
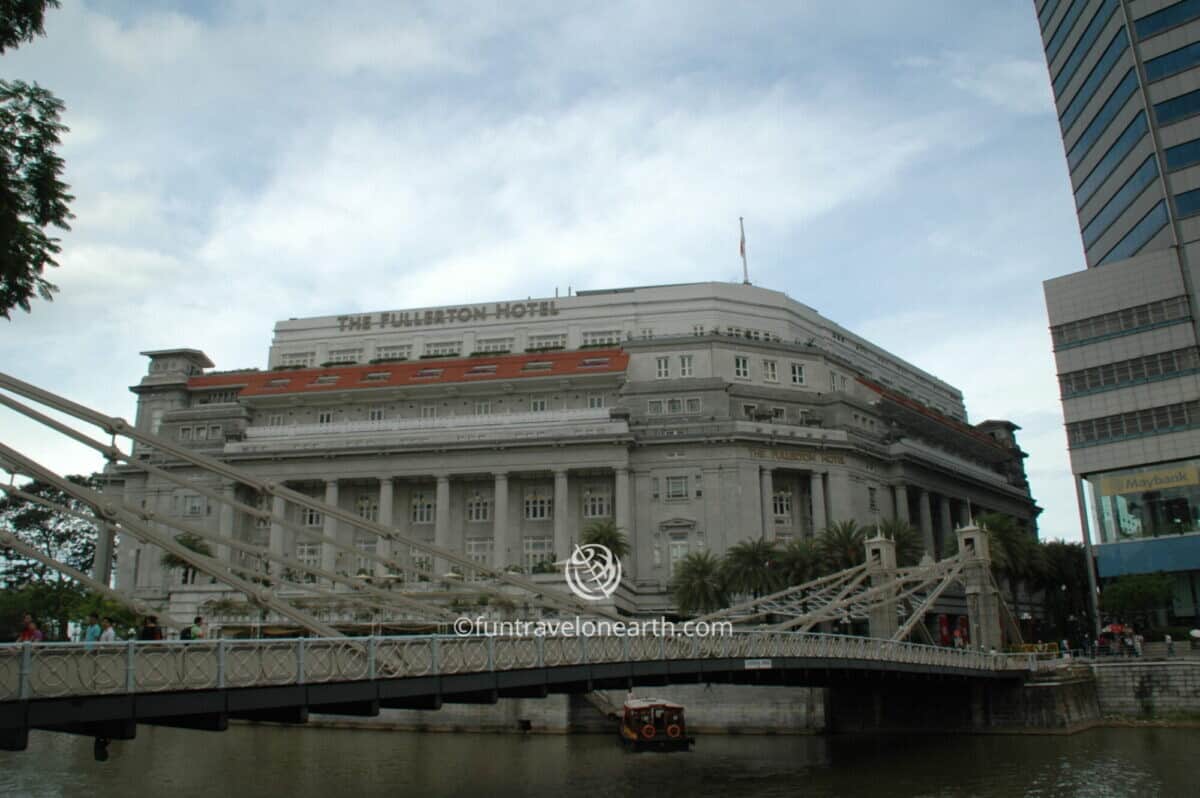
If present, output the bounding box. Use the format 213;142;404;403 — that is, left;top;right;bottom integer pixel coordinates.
619;697;694;752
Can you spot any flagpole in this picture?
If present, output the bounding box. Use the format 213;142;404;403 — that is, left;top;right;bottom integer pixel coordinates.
739;216;750;285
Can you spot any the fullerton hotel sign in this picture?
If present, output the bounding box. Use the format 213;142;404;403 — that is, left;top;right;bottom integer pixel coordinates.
337;301;561;332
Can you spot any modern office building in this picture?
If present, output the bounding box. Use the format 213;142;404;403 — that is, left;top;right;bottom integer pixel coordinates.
107;282;1038;619
1036;0;1200;619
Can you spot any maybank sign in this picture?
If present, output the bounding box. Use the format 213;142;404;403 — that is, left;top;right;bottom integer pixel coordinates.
1098;464;1200;496
337;301;560;332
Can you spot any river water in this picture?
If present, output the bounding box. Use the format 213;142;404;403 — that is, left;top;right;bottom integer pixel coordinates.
0;724;1195;797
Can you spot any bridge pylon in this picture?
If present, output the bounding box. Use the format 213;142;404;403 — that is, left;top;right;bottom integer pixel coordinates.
956;524;1002;652
864;535;898;639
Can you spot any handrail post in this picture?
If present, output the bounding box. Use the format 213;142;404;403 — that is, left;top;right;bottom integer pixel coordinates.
296;638;306;684
18;643;32;699
487;635;495;672
432;637;441;675
536;635;544;668
368;637;377;681
217;639;226;689
125;640;136;692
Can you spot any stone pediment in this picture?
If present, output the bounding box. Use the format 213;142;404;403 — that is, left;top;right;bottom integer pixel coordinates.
659;517;696;530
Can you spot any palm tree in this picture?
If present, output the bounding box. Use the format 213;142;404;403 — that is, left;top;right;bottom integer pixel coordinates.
778;538;822;586
579;519;631;559
160;533;212;585
818;520;866;573
671;550;728;615
721;538;781;597
873;518;924;567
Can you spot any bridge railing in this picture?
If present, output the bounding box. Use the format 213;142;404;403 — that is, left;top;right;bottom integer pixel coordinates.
0;632;1037;702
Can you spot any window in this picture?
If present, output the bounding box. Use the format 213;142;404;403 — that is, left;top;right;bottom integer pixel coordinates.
583;490;612;518
1068;70;1137;170
425;341;462;357
1051;295;1190;349
304;507;323;527
421;405;438;419
317;410;335;425
411;492;434;524
588;393;606;409
465;539;493;578
327;348;362;364
195;426;208;441
466;364;497;376
582;330;621;346
1177;187;1200;217
641;328;654;340
1097;201;1169;266
376;344;411;361
268;413;285;427
179;426;192;441
1066;399;1200;447
665;476;688;499
656;357;670;379
791;363;806;385
355;495;379;522
647;400;664;415
182;495;205;516
414;368;443;379
579;357;611;368
1135;0;1200;40
466;493;491;522
410;547;433;576
354;538;376;573
280;352;315;368
734;356;749;379
476;337;513;353
1146;39;1200;85
522;361;553;372
1081;156;1158;247
772;490;792;520
1075;112;1148;208
763;360;778;382
313;375;339;386
1045;0;1087;61
668;535;689;576
1051;0;1119;97
255;493;272;530
368;406;386;422
364;372;390;383
868;487;878;513
771;407;785;420
296;543;321;581
475;400;492;415
195;390;237;405
1058;346;1200;397
679;355;693;378
527;333;566;350
692;324;705;336
685;397;701;414
666;398;682;414
530;398;548;412
524;491;552;520
523;537;554;572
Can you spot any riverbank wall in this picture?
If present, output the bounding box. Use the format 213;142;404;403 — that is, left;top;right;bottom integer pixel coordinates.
1091;660;1200;720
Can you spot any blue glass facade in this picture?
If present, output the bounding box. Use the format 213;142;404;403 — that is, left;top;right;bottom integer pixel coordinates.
1062;30;1128;133
1075;112;1148;208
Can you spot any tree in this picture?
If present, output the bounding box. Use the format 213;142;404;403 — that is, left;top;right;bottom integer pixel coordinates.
160;533;212;584
721;538;781;597
818;520;866;573
873;518;924;567
1100;573;1174;621
1;0;73;319
777;538;822;586
579;519;630;559
670;550;728;615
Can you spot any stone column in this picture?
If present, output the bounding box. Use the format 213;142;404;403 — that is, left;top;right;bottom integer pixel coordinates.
702;466;723;553
958;498;972;529
493;472;510;569
865;535;898;639
957;525;1002;651
917;489;934;557
938;496;953;559
826;469;852;525
760;467;775;540
615;467;634;572
321;480;339;582
270;494;287;576
377;477;394;578
553;469;570;560
810;472;827;537
434;475;451;575
892;484;910;525
93;523;116;588
217;480;236;567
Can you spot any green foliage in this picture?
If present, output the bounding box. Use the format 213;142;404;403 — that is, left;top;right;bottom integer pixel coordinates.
721;538;781;597
818;520;866;573
0;475;99;586
531;559;557;575
872;518;924;567
670;550;728;615
579;519;630;559
1100;573;1174;616
777;539;821;586
0;1;58;53
160;532;213;571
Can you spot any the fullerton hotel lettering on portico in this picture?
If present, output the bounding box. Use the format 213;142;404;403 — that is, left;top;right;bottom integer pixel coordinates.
337;301;561;332
750;447;846;465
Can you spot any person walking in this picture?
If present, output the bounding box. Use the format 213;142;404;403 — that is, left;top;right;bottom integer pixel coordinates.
1166;634;1175;657
188;616;205;640
16;617;44;643
99;617;117;643
83;613;102;649
139;616;163;641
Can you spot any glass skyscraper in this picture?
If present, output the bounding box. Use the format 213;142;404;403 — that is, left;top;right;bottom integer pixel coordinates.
1037;0;1200;622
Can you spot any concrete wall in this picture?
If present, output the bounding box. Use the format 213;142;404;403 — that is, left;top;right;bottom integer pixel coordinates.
1092;661;1200;718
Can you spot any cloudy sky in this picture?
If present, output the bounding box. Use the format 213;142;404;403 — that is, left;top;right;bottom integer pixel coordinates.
1;1;1088;541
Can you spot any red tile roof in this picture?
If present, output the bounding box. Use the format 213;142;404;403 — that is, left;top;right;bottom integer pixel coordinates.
187;349;628;397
